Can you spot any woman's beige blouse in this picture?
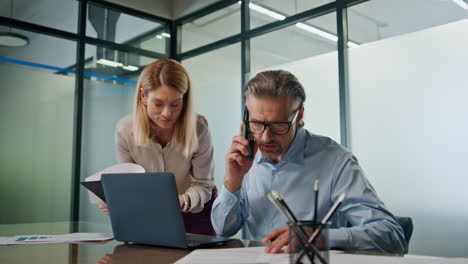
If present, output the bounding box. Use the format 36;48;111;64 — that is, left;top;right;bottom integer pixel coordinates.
115;114;215;213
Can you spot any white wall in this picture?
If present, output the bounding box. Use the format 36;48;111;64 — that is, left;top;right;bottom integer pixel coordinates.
348;19;468;257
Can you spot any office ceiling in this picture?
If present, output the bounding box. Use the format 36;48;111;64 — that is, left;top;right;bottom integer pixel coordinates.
0;0;467;71
105;0;223;19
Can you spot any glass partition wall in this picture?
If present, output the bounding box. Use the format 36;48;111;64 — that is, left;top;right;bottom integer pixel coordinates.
1;0;467;258
0;0;169;233
0;32;76;226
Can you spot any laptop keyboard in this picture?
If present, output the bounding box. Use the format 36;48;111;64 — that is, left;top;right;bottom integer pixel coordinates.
186;233;231;248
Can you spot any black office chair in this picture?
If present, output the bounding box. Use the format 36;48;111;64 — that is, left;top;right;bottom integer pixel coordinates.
395;216;413;254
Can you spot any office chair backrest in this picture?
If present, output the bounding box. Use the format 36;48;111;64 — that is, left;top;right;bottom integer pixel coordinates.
395;216;414;254
344;215;413;254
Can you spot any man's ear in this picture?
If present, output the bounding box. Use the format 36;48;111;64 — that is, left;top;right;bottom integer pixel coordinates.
296;105;305;127
139;88;147;106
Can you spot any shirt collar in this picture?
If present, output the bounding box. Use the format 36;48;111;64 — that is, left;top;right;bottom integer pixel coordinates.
255;127;306;167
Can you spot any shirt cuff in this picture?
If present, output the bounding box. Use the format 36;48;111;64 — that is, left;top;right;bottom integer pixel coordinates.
185;189;202;213
328;228;350;249
218;185;241;212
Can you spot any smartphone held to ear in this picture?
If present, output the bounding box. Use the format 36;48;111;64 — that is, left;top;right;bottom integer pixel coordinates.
242;106;255;160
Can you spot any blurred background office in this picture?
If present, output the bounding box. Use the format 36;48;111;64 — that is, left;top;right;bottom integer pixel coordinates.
0;0;467;258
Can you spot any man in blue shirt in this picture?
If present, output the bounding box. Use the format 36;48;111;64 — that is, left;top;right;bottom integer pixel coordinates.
211;70;406;254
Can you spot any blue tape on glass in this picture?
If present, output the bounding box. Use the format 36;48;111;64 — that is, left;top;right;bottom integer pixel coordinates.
0;56;137;85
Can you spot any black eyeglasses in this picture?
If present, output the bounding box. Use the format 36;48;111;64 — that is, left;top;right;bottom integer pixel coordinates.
245;108;300;135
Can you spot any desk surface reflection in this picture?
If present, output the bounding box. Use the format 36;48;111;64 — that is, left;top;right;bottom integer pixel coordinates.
0;222;265;264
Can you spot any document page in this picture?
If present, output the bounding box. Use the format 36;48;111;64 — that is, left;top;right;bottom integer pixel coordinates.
0;233;113;245
177;247;468;264
176;247;288;264
330;253;468;264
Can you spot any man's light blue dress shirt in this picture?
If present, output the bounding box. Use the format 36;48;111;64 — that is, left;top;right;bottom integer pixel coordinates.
211;127;406;254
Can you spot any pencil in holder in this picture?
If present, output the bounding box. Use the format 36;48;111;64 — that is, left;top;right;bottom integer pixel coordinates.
288;221;329;264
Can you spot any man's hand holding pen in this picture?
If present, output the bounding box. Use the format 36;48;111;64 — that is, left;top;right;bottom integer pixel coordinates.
224;122;257;193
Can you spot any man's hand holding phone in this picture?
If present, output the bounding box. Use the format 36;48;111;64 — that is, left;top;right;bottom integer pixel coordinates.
224;121;257;193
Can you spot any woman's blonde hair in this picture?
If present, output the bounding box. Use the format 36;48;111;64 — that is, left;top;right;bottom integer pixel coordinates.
133;59;198;156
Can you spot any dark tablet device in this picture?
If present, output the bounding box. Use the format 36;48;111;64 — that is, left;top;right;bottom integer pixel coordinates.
81;180;105;202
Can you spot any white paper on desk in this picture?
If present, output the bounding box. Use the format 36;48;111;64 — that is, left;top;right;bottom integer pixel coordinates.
330;251;468;264
85;163;145;203
176;248;468;264
0;233;113;245
0;237;13;245
176;247;289;264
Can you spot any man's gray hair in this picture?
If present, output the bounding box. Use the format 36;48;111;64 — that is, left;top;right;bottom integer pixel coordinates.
244;70;306;105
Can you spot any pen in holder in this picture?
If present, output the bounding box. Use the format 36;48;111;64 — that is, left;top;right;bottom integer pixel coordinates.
268;190;345;264
289;221;329;264
267;191;327;264
296;193;346;263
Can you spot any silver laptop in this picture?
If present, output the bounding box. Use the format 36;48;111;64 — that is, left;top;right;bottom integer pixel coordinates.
101;172;232;248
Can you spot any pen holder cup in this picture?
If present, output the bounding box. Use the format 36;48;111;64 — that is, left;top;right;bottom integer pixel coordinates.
288;221;329;264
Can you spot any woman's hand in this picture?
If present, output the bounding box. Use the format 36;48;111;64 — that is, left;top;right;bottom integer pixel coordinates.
178;195;184;208
97;253;113;264
99;202;109;216
178;194;191;212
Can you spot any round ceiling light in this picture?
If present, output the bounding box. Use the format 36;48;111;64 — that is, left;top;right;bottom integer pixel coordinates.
0;32;29;47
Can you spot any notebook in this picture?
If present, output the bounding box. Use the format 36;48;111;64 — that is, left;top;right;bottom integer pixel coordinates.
80;180;105;202
83;163;145;204
100;172;232;249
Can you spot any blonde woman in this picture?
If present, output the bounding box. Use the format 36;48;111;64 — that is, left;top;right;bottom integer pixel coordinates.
99;59;216;235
